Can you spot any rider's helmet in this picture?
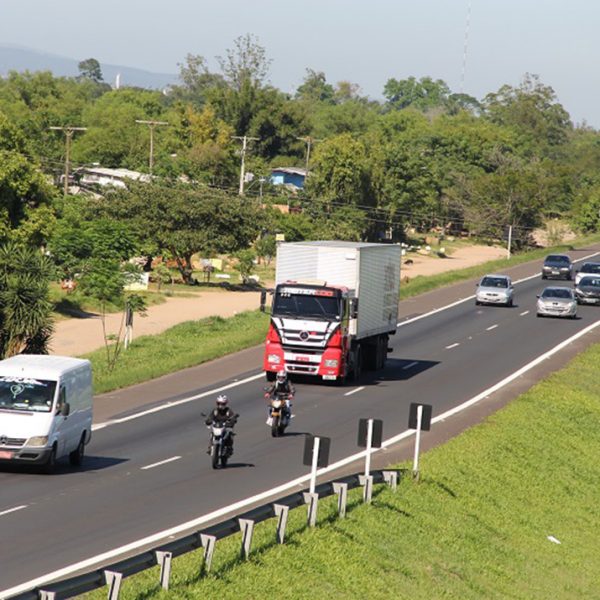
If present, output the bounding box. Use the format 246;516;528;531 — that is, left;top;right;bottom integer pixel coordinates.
276;369;287;383
216;394;229;411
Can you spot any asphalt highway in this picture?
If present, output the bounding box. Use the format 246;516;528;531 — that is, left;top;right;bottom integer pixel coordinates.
2;246;600;593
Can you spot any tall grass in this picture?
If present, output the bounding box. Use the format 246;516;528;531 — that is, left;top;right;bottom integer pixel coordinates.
88;311;269;394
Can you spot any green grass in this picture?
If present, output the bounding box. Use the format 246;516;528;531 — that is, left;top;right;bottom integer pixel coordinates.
85;339;600;599
87;311;269;394
400;232;600;300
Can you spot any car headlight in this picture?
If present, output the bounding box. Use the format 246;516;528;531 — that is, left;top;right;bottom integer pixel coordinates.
324;359;339;367
26;436;48;447
267;354;281;364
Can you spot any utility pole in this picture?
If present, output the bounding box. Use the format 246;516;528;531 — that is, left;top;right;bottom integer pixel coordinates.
49;126;87;195
232;135;259;195
296;136;323;179
135;120;169;175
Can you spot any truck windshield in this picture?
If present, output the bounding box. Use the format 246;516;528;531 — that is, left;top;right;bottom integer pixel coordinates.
273;289;342;320
0;376;57;412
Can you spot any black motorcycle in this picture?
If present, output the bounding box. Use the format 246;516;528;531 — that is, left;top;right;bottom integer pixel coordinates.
205;415;238;469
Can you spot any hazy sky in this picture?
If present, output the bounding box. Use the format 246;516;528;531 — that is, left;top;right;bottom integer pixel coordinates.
1;0;598;125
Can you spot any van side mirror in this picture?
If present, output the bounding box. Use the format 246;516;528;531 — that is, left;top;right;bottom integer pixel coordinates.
350;298;359;319
60;402;70;417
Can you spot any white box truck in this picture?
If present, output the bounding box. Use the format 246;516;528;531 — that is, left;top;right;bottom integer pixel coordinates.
263;241;401;383
0;355;93;471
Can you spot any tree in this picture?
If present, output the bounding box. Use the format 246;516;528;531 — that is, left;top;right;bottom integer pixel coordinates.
0;242;54;358
78;58;103;83
217;34;271;91
383;76;451;112
103;181;261;284
172;54;225;107
296;69;335;104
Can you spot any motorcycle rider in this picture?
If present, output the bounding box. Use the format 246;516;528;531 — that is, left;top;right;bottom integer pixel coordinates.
266;369;294;420
205;395;237;454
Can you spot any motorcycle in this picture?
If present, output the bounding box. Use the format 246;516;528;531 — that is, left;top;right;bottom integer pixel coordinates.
265;389;293;437
205;415;238;469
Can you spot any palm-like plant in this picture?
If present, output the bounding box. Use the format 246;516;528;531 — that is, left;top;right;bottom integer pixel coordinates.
0;242;54;358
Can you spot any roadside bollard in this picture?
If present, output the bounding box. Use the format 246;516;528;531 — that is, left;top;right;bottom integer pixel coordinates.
239;518;255;559
155;550;172;590
332;482;348;518
274;503;290;543
200;534;217;574
104;570;123;600
303;492;319;527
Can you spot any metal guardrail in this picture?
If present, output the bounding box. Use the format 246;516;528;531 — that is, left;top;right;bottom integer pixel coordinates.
10;468;402;600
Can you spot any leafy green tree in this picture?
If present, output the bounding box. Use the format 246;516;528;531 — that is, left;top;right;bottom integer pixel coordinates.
383;76;451;112
296;69;335;104
572;184;600;232
103;181;261;284
217;34;271;91
483;74;572;152
0;242;54;358
78;58;103;83
255;235;276;265
235;248;256;283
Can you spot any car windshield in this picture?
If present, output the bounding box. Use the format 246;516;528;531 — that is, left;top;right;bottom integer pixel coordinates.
541;288;573;299
579;277;600;287
480;277;508;288
581;263;600;274
545;255;570;264
0;376;57;412
273;287;342;320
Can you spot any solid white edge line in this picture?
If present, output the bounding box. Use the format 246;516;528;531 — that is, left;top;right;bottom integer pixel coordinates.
89;250;600;434
140;456;181;471
91;372;264;431
445;342;460;349
4;293;600;598
402;361;419;371
486;324;498;331
0;505;27;518
6;318;600;599
344;386;365;397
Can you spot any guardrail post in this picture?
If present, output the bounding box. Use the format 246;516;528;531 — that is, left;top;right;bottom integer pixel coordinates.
303;492;319;527
383;470;398;491
274;503;289;543
359;474;374;504
333;482;348;518
200;533;217;574
238;518;255;559
39;591;56;600
155;550;172;590
104;570;122;600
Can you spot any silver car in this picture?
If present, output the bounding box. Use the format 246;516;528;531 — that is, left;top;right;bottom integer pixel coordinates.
536;287;577;319
475;274;514;307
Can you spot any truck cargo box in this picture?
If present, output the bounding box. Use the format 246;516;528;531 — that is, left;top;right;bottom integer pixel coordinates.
275;241;401;339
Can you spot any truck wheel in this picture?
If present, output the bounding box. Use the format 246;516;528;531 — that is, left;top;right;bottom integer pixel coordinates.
378;336;387;370
352;348;362;381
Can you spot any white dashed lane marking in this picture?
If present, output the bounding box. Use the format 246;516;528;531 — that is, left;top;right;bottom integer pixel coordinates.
141;456;181;471
445;343;460;349
486;324;499;331
402;361;419;371
520;310;530;316
344;386;365;397
0;505;27;517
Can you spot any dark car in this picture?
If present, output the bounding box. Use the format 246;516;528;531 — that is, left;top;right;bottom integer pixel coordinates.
574;276;600;305
541;254;573;280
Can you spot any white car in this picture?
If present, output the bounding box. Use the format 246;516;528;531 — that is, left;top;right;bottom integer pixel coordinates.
575;262;600;285
536;287;577;319
475;274;514;307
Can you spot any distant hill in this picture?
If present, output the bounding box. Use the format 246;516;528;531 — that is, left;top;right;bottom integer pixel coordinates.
0;44;178;89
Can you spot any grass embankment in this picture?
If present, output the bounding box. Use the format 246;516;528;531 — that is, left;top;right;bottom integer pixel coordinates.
400;233;600;300
88;311;269;394
86;340;600;599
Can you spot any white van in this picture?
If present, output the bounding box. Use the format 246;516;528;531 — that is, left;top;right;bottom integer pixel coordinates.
0;355;93;472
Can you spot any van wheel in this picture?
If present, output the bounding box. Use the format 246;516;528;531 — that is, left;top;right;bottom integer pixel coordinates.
43;445;57;474
69;435;85;467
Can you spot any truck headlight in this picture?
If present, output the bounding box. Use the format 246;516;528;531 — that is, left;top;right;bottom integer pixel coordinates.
268;354;281;364
26;436;48;447
324;359;339;367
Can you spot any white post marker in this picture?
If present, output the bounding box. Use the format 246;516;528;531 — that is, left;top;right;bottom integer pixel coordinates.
364;418;373;477
507;225;513;260
309;436;320;494
413;404;423;476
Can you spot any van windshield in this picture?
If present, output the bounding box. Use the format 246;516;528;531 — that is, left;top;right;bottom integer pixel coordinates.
0;376;57;412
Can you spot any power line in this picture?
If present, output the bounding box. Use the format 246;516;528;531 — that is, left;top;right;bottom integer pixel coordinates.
135;120;169;175
232;135;259;195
